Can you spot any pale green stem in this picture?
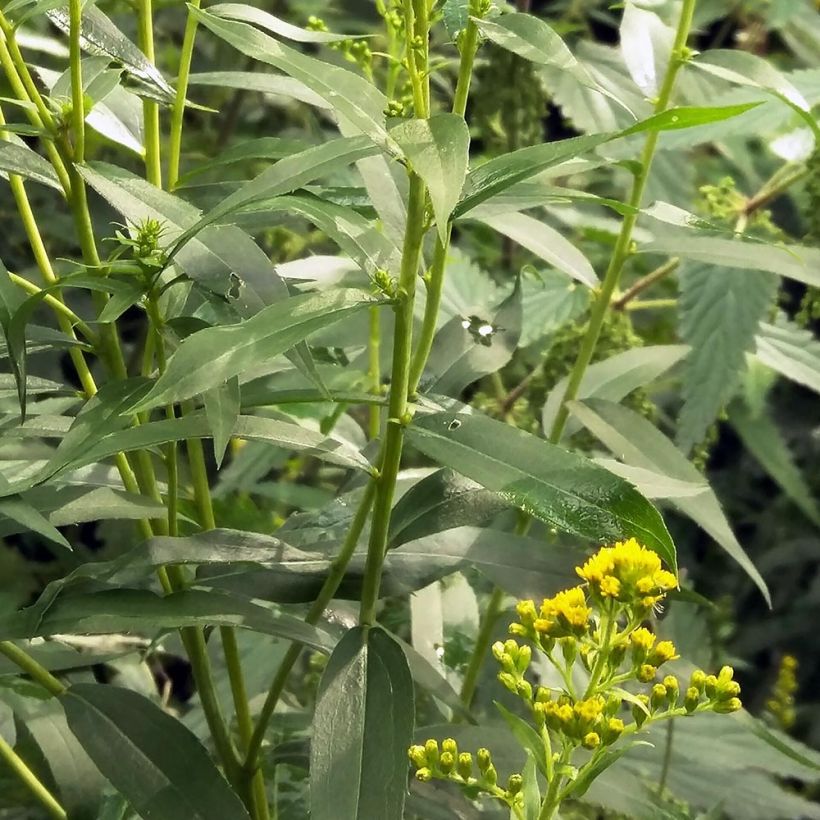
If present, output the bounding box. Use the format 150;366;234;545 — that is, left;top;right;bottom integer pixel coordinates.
0;734;67;819
137;0;162;187
459;586;505;710
168;0;202;190
547;0;697;444
0;642;66;696
368;307;381;439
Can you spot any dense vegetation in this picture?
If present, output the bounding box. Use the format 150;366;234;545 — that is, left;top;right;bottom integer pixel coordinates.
0;0;818;817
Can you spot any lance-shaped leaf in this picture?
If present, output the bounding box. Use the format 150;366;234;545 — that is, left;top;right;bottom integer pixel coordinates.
191;7;395;152
407;411;676;571
131;288;380;413
0;139;61;189
390;114;469;241
62;684;251;820
203;377;240;468
311;626;414;820
568;398;770;603
755;317;820;395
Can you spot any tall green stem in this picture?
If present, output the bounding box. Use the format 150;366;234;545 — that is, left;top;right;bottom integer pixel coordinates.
547;0;697;443
0;734;67;819
137;0;162;187
359;173;426;626
459;586;504;710
168;0;202;190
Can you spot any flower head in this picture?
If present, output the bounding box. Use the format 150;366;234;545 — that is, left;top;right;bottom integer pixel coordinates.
576;538;676;609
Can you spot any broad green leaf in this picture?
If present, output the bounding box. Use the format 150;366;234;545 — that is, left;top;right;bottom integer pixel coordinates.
542;345;689;440
568;398;769;603
171;136;378;254
641;233;820;288
0;139;61;189
209;3;363;42
729;400;820;527
62;684;251;820
619;3;673;97
80;162;289;300
477;211;598;287
2;588;334;651
677;264;777;453
390;114;469;241
188;71;330;110
454;133;613;218
425;276;522;396
310;626;414;820
388;469;508;547
203;378;240;468
407;411;677;570
47;6;174;102
191;7;395;152
755;317;820;394
131;288;379;412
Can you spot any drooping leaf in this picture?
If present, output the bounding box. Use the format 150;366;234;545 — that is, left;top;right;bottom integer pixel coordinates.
208;3;363;42
188;71;330;110
542;345;689;440
568;398;770;602
390;114;469;241
477;211;598;287
0;494;71;552
203;378;240;468
191;7;395;152
755;316;820;395
729;400;820;527
131;289;380;413
62;684;251;820
407;410;677;570
677;264;777;453
310;626;414;820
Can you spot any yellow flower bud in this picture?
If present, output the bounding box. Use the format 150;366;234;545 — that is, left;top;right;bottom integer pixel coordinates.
507;774;523;795
491;642;506;663
442;738;458;757
498;672;518;693
439;751;455;774
583;731;601;749
477;748;492;773
415;767;433;782
408;745;427;768
663;675;680;705
704;675;718;699
684;686;700;713
713;697;742;714
604;717;625;743
516;644;532;673
638;664;657;683
719;680;741;699
690;669;707;692
516;679;533;701
484;763;498;787
650;641;678;666
718;666;734;683
457;752;472;780
651;683;668;710
424;739;439;766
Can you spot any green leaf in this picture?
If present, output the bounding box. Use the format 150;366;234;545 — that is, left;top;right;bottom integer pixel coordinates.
131;288;379;413
407;411;676;571
495;701;548;777
209;3;363;43
677;264;777;453
567;398;770;603
390;114;469;241
476;211;598;287
454;133;613;218
203;378;240;468
191;7;395;152
62;684;251;820
729;400;820;527
2;589;334;651
619;103;763;136
0;258;26;418
442;0;469;40
0;139;61;189
170;136;379;254
755;317;820;394
521;750;541;820
640;233;820;288
425;276;522;396
188;71;330;110
0;494;71;552
388;469;509;547
542;345;689;440
310;626;414;820
570;742;650;799
619;3;673;97
47;6;174;102
80;162;288;300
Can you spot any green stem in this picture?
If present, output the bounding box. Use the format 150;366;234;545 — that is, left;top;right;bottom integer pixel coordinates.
368;307;381;439
68;0;85;165
547;0;697;444
0;733;67;819
613;258;680;310
168;0;202;190
625;297;677;311
137;0;162;188
657;719;674;795
358;173;426;626
0;643;66;696
245;479;377;772
408;18;480;393
538;748;568;820
459;586;504;710
584;603;615;698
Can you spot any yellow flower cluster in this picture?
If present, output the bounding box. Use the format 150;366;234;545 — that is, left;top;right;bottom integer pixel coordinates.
534;691;624;748
765;654;798;730
576;538;677;610
511;586;591;644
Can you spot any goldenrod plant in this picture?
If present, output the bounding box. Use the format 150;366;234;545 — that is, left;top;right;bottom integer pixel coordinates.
0;0;816;818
